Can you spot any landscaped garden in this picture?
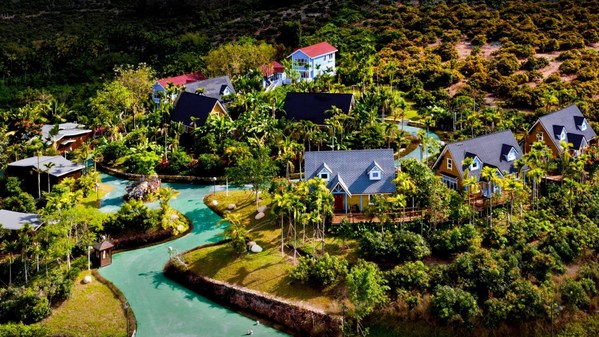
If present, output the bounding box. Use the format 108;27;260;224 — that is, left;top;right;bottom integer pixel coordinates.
1;0;599;336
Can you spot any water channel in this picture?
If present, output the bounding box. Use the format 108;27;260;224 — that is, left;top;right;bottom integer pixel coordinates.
98;173;289;337
399;124;442;161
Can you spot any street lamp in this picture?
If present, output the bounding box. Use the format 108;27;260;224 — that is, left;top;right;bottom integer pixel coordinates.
87;246;93;273
342;304;347;335
124;302;130;336
211;177;217;196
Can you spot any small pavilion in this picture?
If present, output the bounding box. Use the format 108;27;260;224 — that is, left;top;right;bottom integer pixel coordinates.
92;240;115;268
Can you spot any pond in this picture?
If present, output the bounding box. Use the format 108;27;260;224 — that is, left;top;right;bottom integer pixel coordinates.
398;123;442;162
98;173;288;337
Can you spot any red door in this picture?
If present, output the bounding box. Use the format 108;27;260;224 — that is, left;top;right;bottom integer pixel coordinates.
334;194;344;212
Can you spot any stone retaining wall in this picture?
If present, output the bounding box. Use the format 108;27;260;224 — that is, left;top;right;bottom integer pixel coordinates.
164;260;342;337
99;164;224;183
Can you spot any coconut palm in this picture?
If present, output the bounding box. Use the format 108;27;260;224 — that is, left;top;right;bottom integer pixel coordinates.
481;166;500;227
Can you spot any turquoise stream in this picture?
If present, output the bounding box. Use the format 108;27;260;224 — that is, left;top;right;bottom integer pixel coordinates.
98;173;288;337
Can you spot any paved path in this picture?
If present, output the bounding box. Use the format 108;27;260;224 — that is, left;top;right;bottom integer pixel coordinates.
98;174;288;337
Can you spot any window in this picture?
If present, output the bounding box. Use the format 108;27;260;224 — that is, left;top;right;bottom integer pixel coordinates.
504;147;517;162
319;172;329;180
294;58;307;67
537;132;544;142
581;120;587;131
471;159;480;171
441;175;458;190
368;195;375;205
560;128;567;141
369;168;382;180
447;158;453;170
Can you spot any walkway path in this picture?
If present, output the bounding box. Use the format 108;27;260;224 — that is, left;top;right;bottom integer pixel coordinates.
98;174;288;337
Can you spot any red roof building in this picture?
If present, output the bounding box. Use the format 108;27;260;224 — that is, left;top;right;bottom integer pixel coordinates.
157;71;206;87
290;41;338;58
259;61;285;77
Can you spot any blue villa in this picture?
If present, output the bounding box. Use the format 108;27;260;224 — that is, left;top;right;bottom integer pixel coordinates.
289;41;337;81
304;149;396;213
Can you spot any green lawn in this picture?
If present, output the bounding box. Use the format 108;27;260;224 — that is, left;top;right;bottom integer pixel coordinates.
41;271;127;337
81;182;114;208
185;190;352;314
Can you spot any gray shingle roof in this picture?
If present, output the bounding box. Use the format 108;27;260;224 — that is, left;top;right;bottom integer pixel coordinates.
434;130;522;180
282;93;354;125
40;123;91;143
171;92;221;127
183;76;235;102
8;156;84;177
304;149;396;194
536;105;597;151
0;210;42;231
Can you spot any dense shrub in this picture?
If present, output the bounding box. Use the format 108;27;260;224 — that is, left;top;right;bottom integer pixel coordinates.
290;253;348;288
124;151;162;175
540;225;585;263
522;56;549;71
360;229;430;262
99;140;129;164
561;279;590;310
429;285;479;325
432;224;478;257
0;323;48;337
385;261;430;292
103;200;159;233
0;288;51;324
158;150;192;175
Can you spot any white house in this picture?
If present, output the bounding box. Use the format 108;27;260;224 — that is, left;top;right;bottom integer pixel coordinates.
288;41;337;81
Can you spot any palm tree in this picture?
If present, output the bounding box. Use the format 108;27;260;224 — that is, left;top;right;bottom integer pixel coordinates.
43;161;56;193
393;171;416;223
1;237;18;286
481;166;500;227
217;213;248;256
17;224;33;283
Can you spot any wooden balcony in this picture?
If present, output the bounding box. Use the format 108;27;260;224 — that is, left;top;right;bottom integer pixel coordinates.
331;208;424;224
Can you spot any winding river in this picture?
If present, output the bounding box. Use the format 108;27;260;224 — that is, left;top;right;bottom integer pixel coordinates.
98;173;288;337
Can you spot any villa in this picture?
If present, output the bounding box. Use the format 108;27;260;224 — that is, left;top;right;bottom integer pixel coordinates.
289;41;337;81
304;149;396;213
523;105;596;157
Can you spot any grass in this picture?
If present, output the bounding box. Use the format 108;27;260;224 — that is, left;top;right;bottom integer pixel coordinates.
41;270;127;337
81;182;114;208
185;190;351;314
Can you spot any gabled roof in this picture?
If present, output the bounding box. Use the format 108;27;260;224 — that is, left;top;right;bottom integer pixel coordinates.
433;130;522;181
535;105;597;151
183;76;235;102
282;93;354;125
259;61;285;77
330;174;352;196
304;149;396;195
41;123;91;143
8;156;84;177
567;133;585;149
0;210;42;231
157;71;206;87
93;241;114;251
171;92;223;127
290;41;337;59
367;161;384;173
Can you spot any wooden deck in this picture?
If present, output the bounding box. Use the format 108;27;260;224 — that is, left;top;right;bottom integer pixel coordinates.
331;209;424;224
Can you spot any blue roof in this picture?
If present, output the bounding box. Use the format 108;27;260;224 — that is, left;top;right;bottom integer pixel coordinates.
171;92;221;127
282;93;354;124
304;149;396;194
433;130;522;181
537;105;597;151
0;210;42;231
